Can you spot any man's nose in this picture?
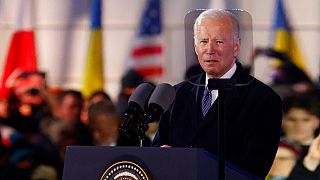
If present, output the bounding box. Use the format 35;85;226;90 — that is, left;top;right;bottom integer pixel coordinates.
207;42;217;54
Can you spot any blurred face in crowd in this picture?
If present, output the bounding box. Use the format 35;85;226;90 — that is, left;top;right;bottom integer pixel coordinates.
58;94;82;123
194;15;240;79
282;107;319;145
89;113;119;146
14;73;46;106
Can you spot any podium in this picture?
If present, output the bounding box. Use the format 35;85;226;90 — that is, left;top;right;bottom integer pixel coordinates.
62;146;259;180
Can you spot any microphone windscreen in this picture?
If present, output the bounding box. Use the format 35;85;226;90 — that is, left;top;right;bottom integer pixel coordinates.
148;83;176;112
128;83;155;110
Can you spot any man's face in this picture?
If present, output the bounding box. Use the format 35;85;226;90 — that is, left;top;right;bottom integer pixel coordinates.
194;17;240;78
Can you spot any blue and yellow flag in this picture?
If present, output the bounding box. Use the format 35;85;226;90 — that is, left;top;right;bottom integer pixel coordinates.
272;0;309;75
82;0;104;98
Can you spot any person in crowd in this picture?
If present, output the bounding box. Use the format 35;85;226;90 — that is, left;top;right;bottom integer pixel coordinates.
267;140;301;180
38;90;93;178
88;100;137;146
0;125;58;180
1;70;62;176
88;90;112;105
51;89;92;145
287;133;320;179
40;116;83;178
116;69;145;117
152;9;282;178
81;90;112;124
88;100;119;146
54;90;83;123
281;95;320;155
5;71;54;136
116;69;157;142
275;95;320;179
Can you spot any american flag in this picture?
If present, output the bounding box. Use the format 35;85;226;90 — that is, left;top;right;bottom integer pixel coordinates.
128;0;163;77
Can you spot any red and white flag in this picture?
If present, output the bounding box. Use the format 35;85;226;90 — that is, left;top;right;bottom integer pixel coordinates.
0;0;38;99
127;0;163;78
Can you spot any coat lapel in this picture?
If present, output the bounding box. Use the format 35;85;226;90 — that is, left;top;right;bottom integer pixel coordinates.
190;62;252;142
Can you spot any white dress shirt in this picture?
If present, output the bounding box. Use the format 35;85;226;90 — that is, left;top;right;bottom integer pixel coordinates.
205;63;237;105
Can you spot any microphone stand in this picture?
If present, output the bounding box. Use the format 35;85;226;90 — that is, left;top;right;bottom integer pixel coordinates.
137;123;148;147
137;105;163;147
119;108;146;147
208;78;235;180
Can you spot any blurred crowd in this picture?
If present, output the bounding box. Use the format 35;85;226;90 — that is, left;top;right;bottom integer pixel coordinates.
251;48;320;180
0;68;156;179
0;47;320;179
266;94;320;180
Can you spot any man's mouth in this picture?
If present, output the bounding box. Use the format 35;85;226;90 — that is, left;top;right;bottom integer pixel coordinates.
204;59;218;63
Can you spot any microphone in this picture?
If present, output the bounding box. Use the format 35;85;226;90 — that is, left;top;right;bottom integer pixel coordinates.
139;83;176;132
119;82;155;135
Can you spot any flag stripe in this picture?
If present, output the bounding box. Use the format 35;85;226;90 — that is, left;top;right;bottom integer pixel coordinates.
131;46;162;57
129;56;162;68
272;0;309;76
9;31;37;69
136;66;163;77
82;0;104;98
90;0;101;29
274;29;307;72
82;30;104;95
272;0;290;30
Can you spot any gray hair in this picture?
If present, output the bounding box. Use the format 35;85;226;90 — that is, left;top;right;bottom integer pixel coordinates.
193;9;240;41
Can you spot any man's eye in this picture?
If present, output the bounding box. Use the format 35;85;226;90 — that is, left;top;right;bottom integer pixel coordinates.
216;40;223;44
199;40;208;44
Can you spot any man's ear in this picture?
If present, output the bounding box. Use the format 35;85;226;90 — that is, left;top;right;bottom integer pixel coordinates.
233;38;241;57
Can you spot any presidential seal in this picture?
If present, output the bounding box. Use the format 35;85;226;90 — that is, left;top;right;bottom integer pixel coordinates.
100;161;150;180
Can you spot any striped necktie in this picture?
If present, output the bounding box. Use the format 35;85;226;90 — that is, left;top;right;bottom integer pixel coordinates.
202;87;212;116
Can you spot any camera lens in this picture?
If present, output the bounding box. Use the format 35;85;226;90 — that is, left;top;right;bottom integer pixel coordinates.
28;88;40;96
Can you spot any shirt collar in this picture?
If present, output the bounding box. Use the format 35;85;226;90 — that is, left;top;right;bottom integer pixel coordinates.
205;63;237;86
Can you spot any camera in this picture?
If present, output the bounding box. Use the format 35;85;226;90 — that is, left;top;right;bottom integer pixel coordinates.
27;88;40;96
